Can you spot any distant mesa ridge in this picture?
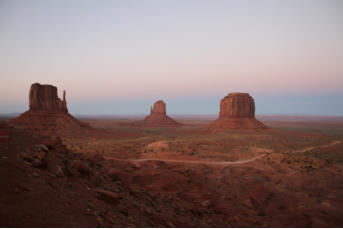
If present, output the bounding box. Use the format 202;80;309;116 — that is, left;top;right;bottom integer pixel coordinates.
10;84;268;132
208;92;268;131
142;100;182;127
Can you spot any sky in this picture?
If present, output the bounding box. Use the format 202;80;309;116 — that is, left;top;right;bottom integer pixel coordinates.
0;0;342;115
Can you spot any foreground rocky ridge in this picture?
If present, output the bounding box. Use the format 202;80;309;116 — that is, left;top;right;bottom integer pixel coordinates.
0;123;183;227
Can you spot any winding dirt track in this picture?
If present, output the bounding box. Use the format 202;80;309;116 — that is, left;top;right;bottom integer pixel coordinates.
131;153;266;165
106;154;266;166
106;140;342;166
291;140;341;153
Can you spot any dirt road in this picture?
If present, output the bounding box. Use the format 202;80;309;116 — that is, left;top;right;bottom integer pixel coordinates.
106;140;341;166
107;153;266;166
292;140;341;153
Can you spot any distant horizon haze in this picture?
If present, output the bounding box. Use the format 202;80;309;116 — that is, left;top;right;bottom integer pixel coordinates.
1;0;342;115
1;90;343;116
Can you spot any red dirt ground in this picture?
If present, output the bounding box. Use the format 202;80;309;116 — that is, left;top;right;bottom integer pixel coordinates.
1;117;343;227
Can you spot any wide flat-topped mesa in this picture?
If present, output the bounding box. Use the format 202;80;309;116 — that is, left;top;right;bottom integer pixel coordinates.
29;83;67;112
142;100;182;127
208;92;268;131
9;83;93;137
219;93;255;118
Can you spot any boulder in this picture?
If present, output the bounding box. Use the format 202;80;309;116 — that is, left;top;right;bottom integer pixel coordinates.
95;188;121;204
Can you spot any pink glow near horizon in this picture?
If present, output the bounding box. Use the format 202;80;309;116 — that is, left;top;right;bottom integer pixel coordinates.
0;0;342;115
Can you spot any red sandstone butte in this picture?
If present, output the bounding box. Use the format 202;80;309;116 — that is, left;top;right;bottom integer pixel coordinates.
29;83;68;112
9;83;92;136
208;93;268;131
142;100;182;127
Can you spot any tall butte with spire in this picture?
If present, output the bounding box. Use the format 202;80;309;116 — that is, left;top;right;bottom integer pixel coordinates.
142;100;182;127
9;83;92;136
208;92;268;132
29;83;68;112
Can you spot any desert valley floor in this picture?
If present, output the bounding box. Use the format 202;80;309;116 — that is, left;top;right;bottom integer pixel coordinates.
1;116;343;227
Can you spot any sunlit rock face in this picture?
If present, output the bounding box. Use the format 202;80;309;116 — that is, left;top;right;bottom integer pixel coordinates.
29;83;67;112
219;93;255;118
150;100;166;115
208;92;268;132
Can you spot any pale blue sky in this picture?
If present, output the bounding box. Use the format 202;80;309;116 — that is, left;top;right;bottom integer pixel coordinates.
0;0;342;115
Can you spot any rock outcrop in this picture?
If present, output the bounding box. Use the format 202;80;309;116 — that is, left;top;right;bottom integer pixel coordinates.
9;83;93;137
142;100;182;127
219;93;255;118
29;83;67;112
150;100;166;115
0;123;9;143
208;93;268;131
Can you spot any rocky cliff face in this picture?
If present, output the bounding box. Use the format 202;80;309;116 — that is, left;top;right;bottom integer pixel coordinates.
208;92;268;131
29;83;67;112
219;93;255;118
9;83;94;137
150;100;166;115
143;100;182;127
